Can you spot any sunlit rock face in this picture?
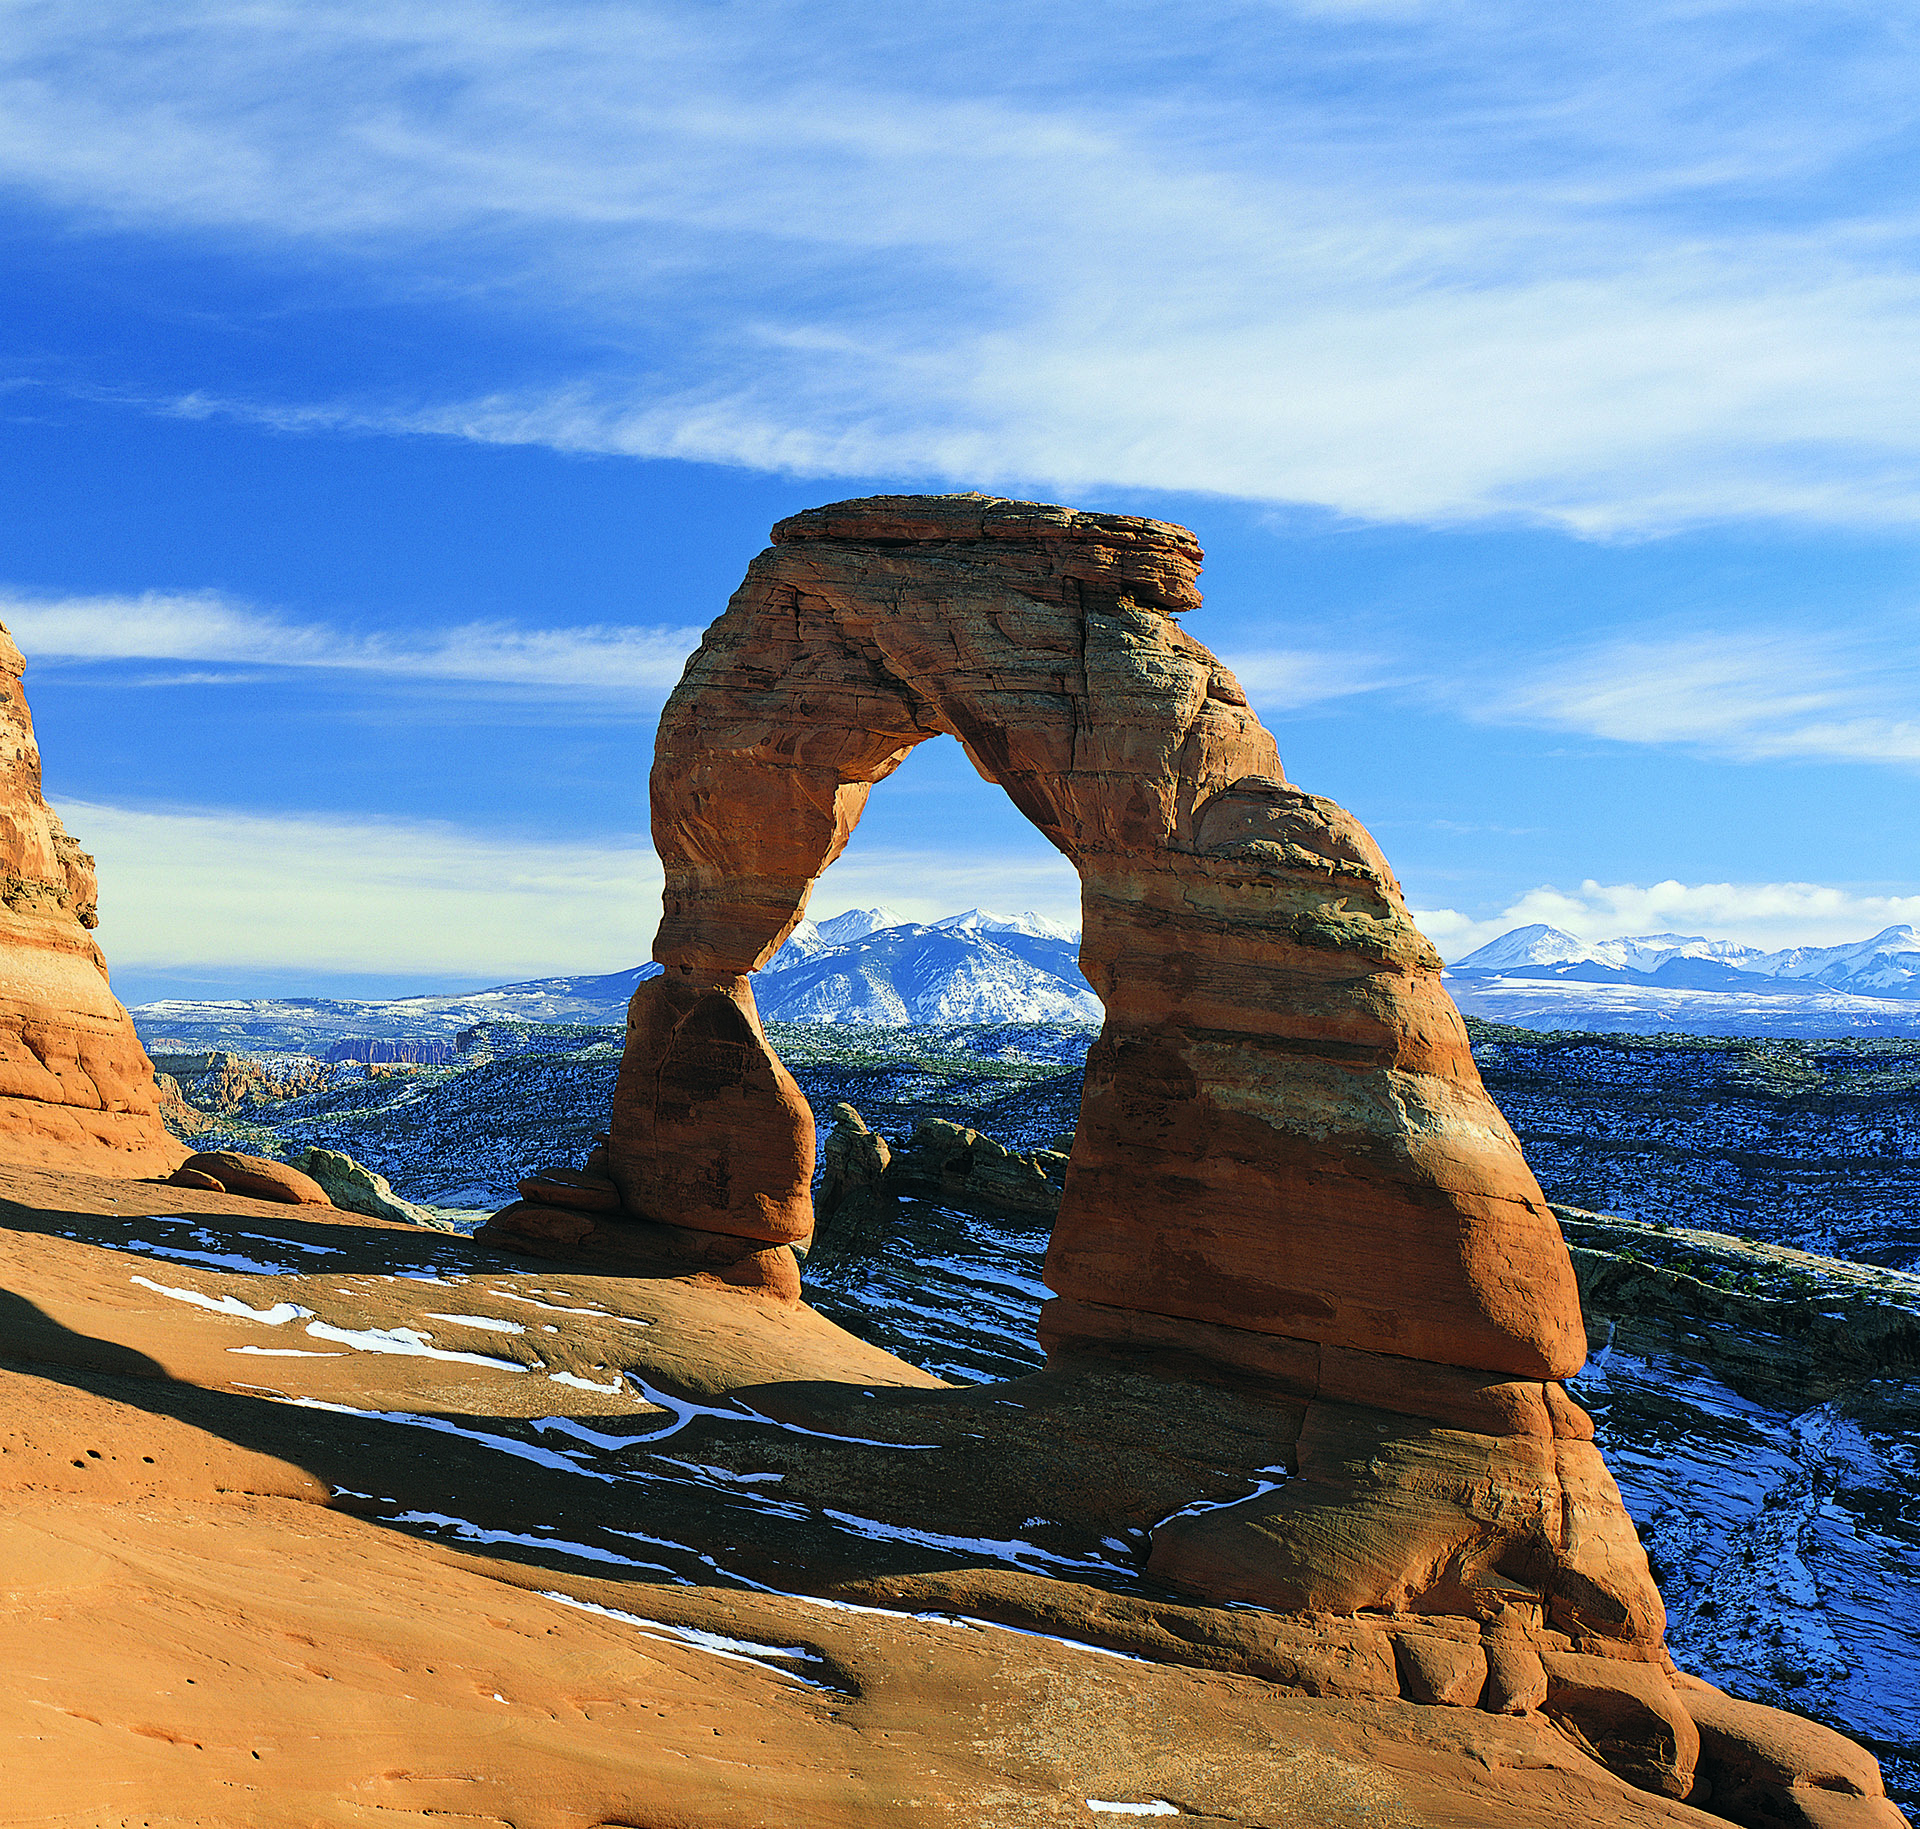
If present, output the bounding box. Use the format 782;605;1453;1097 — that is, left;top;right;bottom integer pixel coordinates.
606;494;1671;1661
618;494;1583;1374
0;625;183;1176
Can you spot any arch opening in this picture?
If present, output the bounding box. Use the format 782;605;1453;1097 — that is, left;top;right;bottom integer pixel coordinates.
603;492;1587;1386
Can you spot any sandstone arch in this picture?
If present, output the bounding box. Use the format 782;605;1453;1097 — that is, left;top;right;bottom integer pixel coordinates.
612;493;1586;1381
481;494;1689;1689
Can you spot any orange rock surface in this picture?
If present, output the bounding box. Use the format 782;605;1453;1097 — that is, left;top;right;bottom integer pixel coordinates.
0;625;183;1177
176;1149;331;1205
601;493;1640;1633
7;1168;1903;1826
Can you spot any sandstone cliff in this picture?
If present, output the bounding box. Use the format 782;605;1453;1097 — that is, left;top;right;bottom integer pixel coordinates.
0;626;182;1175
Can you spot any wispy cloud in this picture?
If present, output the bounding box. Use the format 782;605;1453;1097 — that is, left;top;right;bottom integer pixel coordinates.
1218;647;1396;711
5;3;1920;530
1414;876;1920;960
66;798;665;976
0;589;703;693
1465;628;1920;766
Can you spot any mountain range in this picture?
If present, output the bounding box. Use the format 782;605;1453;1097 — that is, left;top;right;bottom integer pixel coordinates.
130;909;1099;1053
1447;922;1920;1036
129;911;1920;1053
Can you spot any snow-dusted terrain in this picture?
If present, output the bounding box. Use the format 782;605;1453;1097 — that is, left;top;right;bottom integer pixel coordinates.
803;1190;1920;1805
1448;922;1920;1036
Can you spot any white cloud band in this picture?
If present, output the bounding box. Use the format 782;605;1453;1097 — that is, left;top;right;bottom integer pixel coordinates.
7;3;1920;530
0;591;704;693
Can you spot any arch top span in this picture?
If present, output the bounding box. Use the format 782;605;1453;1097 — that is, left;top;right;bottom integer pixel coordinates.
616;493;1588;1391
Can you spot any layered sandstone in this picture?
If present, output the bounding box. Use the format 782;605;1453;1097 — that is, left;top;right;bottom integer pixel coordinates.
621;493;1581;1374
472;492;1911;1814
592;495;1640;1640
0;626;182;1176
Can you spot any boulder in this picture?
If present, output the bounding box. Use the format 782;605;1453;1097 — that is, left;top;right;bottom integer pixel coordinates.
516;1166;621;1213
475;1200;596;1255
1391;1627;1489;1708
810;1103;893;1268
303;1148;455;1230
1539;1650;1699;1800
1674;1672;1908;1828
0;625;184;1177
179;1150;329;1207
1480;1621;1549;1716
165;1166;225;1192
885;1117;1064;1217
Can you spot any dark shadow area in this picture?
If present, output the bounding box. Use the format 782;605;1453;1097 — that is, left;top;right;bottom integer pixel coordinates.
0;1197;1291;1619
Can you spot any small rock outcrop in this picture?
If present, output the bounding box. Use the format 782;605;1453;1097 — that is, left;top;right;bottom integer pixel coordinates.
302;1147;455;1230
809;1103;893;1267
170;1150;331;1206
809;1108;1068;1264
886;1118;1066;1217
0;625;183;1176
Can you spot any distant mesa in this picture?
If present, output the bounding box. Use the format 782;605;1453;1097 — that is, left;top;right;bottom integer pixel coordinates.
324;1037;457;1067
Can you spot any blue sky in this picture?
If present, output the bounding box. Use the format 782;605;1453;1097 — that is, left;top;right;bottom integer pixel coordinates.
2;0;1916;1003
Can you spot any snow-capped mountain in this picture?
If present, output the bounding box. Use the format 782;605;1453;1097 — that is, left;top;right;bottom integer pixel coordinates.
1447;920;1920;1035
753;920;1097;1024
929;908;1081;943
1749;925;1920;996
1455;922;1920;999
131;909;1095;1051
763;906;912;972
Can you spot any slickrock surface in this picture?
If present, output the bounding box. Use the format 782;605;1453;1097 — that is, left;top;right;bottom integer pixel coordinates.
8;1169;1892;1827
0;626;183;1177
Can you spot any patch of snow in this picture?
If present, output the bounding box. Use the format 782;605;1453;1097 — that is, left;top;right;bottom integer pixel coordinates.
272;1395;620;1481
384;1511;650;1567
537;1590;833;1687
125;1238;319;1277
424;1311;524;1333
1154;1467;1289;1524
623;1374;940;1450
301;1321;528;1370
228;1346;345;1357
130;1275;311;1325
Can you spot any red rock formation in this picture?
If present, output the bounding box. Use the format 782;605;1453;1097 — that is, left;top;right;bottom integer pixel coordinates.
617;494;1579;1362
570;493;1898;1814
173;1150;330;1206
596;493;1650;1644
0;625;182;1176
